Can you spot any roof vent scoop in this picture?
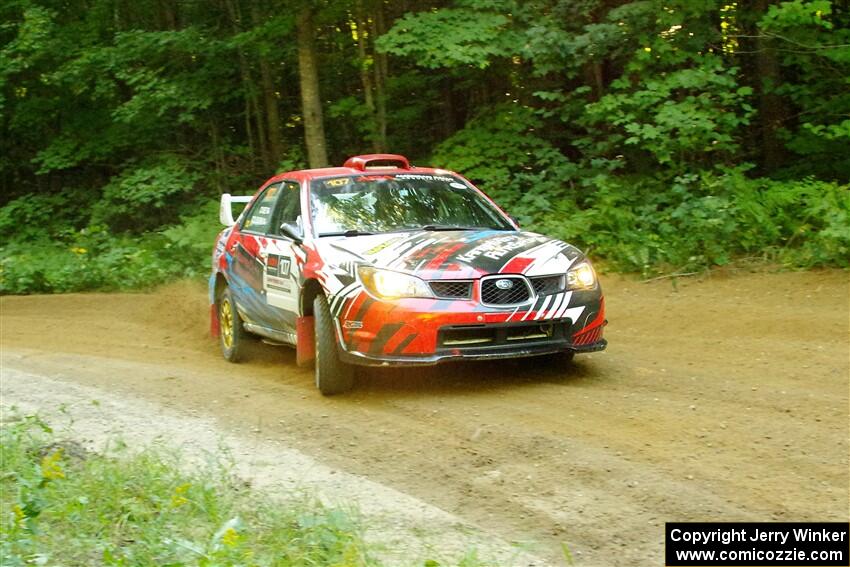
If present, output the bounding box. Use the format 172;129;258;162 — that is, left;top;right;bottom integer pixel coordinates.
344;154;410;171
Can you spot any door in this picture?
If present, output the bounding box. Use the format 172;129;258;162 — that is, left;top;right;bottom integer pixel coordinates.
228;182;283;328
262;180;302;327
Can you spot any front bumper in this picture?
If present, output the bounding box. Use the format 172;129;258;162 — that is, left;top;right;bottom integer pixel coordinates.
335;289;607;366
340;336;607;366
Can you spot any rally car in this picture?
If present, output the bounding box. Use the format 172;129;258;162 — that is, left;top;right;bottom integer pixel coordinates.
210;154;606;394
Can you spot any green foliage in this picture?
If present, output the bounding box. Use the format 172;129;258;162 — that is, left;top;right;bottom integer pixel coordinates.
91;156;202;232
0;415;376;566
758;0;850;178
1;0;848;295
578;56;753;168
0;190;95;242
375;1;520;69
524;169;850;273
0;196;222;294
431;104;573;212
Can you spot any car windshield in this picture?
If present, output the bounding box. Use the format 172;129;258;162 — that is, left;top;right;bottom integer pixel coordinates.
310;174;514;236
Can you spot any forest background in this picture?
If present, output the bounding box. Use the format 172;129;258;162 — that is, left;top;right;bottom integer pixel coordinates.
1;0;848;293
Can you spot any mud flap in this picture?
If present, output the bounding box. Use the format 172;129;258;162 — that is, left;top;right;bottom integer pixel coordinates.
296;315;315;366
210;304;220;337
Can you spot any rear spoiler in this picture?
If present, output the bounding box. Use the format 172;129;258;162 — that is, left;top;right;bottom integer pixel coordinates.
219;193;253;226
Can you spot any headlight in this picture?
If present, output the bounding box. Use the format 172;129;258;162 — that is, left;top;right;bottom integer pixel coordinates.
566;262;596;289
358;266;434;299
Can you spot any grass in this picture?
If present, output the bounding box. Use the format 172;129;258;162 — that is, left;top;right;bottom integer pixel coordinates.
0;415;378;566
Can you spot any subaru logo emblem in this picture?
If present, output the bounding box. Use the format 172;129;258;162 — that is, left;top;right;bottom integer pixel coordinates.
495;279;514;290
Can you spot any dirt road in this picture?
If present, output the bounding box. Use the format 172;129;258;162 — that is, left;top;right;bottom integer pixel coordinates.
2;270;848;565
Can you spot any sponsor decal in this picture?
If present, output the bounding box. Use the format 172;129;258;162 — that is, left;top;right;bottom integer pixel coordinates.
456;235;547;263
266;275;291;293
356;175;393;182
395;174;455;183
267;255;291;277
364;236;404;256
325;177;350;187
343;320;363;329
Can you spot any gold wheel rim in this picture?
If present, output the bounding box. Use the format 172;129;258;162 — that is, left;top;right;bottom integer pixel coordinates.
220;298;234;349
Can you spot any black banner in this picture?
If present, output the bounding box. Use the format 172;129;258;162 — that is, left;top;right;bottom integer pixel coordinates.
666;522;849;566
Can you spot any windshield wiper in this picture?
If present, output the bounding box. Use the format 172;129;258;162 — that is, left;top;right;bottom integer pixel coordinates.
415;224;482;231
318;229;376;237
404;224;514;232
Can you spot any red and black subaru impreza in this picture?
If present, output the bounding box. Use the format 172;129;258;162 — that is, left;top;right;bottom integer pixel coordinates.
210;154;606;394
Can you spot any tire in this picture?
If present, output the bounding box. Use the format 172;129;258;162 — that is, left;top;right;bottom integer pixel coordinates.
313;294;354;395
218;287;246;363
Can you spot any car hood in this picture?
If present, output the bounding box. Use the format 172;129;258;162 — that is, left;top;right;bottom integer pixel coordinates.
314;229;583;279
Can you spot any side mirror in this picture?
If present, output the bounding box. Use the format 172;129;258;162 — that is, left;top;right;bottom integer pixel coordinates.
220;194;253;226
280;222;303;243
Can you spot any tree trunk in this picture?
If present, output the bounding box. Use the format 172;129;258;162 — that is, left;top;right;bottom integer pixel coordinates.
223;0;263;169
370;3;388;151
258;57;284;168
749;0;790;171
250;2;284;170
297;4;329;167
354;1;378;151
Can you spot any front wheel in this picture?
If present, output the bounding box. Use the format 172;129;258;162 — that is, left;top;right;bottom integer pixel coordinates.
218;287;245;362
313;294;354;395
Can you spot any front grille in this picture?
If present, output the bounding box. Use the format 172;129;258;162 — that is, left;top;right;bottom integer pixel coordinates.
480;276;531;305
430;281;473;299
437;321;569;350
530;275;564;296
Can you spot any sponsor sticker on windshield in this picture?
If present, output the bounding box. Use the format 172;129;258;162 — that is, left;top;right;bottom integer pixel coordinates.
325;177;350;187
395;174;455;183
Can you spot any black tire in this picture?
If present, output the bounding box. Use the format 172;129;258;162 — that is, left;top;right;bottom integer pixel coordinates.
218;287;246;363
313;294;354;395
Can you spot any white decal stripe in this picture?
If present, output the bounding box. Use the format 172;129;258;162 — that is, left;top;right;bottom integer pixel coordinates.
505;306;520;322
330;282;358;313
554;292;574;320
524;243;574;276
522;294;547;321
333;287;361;317
562;306;585;324
534;295;552;320
545;293;564;320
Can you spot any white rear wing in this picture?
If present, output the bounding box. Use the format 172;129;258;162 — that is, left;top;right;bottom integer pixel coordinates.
219;193;253;226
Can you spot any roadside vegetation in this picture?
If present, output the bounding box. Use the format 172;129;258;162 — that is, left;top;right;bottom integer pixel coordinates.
0;414;379;566
2;0;849;294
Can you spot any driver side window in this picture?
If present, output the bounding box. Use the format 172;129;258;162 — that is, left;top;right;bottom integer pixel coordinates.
242;182;281;233
275;181;301;228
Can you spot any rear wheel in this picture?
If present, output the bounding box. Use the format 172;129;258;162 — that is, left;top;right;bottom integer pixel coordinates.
218;287;245;362
313;294;354;395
